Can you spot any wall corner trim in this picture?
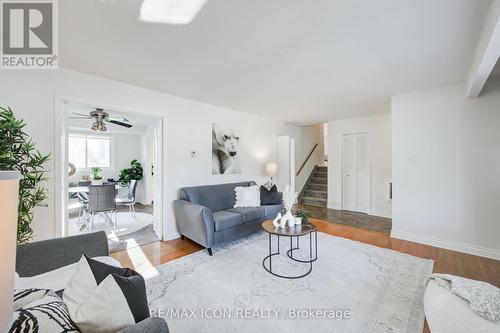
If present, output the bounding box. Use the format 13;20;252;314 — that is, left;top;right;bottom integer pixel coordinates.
390;229;500;260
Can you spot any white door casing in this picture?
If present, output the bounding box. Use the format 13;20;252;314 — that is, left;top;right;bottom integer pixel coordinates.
276;135;293;192
145;136;155;205
54;95;165;240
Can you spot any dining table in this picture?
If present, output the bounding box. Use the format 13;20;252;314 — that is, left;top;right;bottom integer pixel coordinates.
68;184;124;193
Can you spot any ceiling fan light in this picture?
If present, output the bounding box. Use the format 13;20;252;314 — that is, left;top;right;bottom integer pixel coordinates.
91;121;107;132
139;0;207;24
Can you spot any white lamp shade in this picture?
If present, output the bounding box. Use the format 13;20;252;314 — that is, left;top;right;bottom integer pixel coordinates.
0;171;19;332
266;162;278;176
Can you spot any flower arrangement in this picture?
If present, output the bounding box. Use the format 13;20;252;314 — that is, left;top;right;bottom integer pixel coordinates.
272;184;298;228
282;184;298;211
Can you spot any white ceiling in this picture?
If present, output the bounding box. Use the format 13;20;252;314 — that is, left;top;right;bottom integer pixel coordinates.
60;0;490;125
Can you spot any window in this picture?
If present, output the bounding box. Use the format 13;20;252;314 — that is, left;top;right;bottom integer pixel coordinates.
68;135;112;169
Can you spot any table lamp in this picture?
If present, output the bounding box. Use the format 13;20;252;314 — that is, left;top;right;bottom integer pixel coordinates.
0;171;19;332
265;162;278;184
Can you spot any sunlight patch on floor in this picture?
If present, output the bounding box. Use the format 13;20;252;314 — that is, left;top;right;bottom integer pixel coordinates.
126;239;160;279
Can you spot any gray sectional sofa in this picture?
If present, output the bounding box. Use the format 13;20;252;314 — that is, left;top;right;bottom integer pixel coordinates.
173;181;282;255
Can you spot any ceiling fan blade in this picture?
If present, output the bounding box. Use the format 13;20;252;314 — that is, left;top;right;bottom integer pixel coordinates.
107;116;130;122
69;116;92;119
107;119;133;128
72;112;92;117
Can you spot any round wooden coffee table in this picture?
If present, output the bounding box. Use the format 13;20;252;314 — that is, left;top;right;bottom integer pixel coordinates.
261;220;318;279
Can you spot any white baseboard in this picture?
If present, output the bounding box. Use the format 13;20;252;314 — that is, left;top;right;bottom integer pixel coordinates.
327;202;340;210
390;229;500;260
369;211;392;219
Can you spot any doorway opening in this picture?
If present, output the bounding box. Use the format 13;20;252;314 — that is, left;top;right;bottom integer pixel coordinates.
55;98;164;253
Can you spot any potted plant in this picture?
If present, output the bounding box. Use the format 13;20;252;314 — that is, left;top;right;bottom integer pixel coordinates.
118;159;143;185
0;107;50;243
90;167;103;185
295;209;310;224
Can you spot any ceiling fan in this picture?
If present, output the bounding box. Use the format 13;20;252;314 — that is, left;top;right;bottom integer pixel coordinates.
70;108;133;132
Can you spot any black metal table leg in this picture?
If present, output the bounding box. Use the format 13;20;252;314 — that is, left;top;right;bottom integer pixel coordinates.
269;232;272;272
262;221;318;279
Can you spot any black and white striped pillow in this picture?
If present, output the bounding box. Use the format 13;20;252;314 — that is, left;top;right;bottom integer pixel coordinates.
10;288;79;333
63;255;149;333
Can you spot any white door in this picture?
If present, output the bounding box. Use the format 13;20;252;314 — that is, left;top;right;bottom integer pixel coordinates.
342;133;369;213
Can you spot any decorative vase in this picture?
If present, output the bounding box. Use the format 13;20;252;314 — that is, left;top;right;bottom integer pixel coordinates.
278;213;287;229
294;217;302;225
280;184;299;229
280;210;295;228
272;213;282;228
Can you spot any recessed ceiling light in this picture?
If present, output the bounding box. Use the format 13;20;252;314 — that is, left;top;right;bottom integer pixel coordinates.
139;0;207;25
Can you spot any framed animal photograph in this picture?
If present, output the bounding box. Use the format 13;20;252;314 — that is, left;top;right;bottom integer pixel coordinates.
212;123;241;174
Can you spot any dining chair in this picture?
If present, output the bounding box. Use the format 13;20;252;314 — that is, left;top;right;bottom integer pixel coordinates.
76;192;89;228
116;179;138;219
84;184;117;231
76;181;91;227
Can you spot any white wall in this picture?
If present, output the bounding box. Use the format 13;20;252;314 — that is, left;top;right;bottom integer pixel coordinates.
327;113;392;218
0;68;300;241
295;124;325;193
392;78;500;259
67;129;149;203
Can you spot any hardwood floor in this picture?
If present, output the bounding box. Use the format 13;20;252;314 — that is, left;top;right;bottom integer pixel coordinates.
295;203;392;234
111;218;500;333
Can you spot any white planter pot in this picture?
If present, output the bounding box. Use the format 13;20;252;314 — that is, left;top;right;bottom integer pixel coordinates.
294;217;302;225
91;180;103;185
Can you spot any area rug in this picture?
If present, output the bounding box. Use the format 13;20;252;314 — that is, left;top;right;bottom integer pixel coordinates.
68;212;153;237
145;232;433;333
108;224;159;253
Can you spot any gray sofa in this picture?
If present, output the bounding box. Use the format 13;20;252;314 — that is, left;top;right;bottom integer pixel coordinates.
16;231;168;333
173;181;282;255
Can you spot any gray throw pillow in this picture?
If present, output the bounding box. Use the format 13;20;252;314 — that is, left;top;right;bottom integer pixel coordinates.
260;185;281;205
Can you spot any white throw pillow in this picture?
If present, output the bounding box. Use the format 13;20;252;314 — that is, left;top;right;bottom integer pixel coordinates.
15;256;121;292
63;256;149;333
234;185;261;208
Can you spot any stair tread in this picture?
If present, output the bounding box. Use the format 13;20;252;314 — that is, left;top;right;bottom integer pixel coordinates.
305;189;327;193
302;196;327;202
300;166;328;208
